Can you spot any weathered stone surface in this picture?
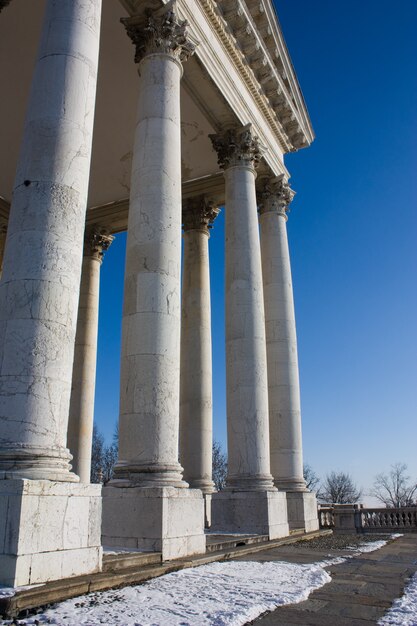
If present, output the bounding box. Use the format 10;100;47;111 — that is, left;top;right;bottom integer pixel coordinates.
0;480;102;586
102;486;205;561
180;199;218;501
259;176;306;493
211;490;289;539
114;12;194;488
0;0;102;481
210;126;274;493
286;491;319;532
67;227;113;483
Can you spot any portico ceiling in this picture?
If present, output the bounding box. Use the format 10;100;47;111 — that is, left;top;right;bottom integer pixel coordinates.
0;0;313;232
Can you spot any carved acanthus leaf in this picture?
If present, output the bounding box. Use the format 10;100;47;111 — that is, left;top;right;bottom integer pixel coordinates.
84;226;114;262
210;124;263;170
258;176;295;217
182;197;220;234
121;2;196;64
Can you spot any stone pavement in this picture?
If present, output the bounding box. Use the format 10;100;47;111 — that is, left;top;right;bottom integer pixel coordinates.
240;533;417;625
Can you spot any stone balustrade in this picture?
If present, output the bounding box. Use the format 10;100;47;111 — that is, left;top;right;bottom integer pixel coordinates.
360;508;417;532
318;504;417;533
318;505;335;529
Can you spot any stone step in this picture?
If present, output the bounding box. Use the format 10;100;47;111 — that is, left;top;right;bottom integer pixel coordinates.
103;550;162;573
206;534;269;552
289;527;305;535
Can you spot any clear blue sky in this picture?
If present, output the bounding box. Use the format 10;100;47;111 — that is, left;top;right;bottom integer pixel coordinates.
94;0;417;496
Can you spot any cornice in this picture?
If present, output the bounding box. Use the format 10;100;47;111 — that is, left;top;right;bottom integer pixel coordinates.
193;0;292;153
216;0;314;150
118;0;312;155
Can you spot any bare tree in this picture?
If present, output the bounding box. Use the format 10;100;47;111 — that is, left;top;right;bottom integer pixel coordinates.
212;440;227;491
90;424;105;483
90;423;118;483
371;463;417;508
318;471;362;504
303;464;320;492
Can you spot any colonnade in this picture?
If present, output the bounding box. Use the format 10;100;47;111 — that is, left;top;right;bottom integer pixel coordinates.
0;0;317;587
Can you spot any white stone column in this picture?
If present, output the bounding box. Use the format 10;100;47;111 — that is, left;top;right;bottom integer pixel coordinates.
67;226;113;483
0;0;103;586
0;0;102;481
102;4;205;560
258;176;318;532
179;198;219;524
209;126;288;538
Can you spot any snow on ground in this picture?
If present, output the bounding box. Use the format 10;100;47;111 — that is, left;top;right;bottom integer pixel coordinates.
347;539;392;553
0;535;402;626
1;560;331;626
378;571;417;626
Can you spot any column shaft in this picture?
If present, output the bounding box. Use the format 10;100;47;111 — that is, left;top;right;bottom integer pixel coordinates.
114;14;195;488
179;201;218;494
67;227;113;483
224;165;274;490
102;8;205;561
0;0;102;481
259;178;306;491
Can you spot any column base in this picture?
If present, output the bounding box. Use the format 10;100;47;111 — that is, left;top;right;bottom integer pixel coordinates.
0;446;78;482
0;480;102;587
112;462;188;489
211;490;289;539
102;486;206;561
286;491;319;532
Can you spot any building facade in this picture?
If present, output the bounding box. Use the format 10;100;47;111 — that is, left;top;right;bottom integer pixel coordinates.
0;0;318;587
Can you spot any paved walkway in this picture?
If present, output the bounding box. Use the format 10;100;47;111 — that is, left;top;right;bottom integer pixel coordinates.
238;533;417;625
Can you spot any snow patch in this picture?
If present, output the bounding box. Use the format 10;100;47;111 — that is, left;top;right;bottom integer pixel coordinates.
378;571;417;626
0;561;332;626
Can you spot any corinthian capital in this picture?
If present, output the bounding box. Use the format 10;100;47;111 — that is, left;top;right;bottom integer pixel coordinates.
121;1;196;65
182;196;220;235
257;176;295;218
210;124;263;170
84;226;114;262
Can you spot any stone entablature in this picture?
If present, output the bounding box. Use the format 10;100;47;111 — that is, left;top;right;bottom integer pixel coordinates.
217;0;312;150
121;0;313;173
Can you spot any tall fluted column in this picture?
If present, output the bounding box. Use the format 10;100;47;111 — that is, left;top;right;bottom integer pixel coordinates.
0;0;102;481
211;126;274;491
180;198;219;513
67;226;114;483
102;4;205;560
258;177;305;491
258;176;319;532
209;127;288;537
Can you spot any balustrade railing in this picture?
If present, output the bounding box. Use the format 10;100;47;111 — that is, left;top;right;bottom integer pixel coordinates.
318;505;335;528
318;504;417;533
360;508;417;531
